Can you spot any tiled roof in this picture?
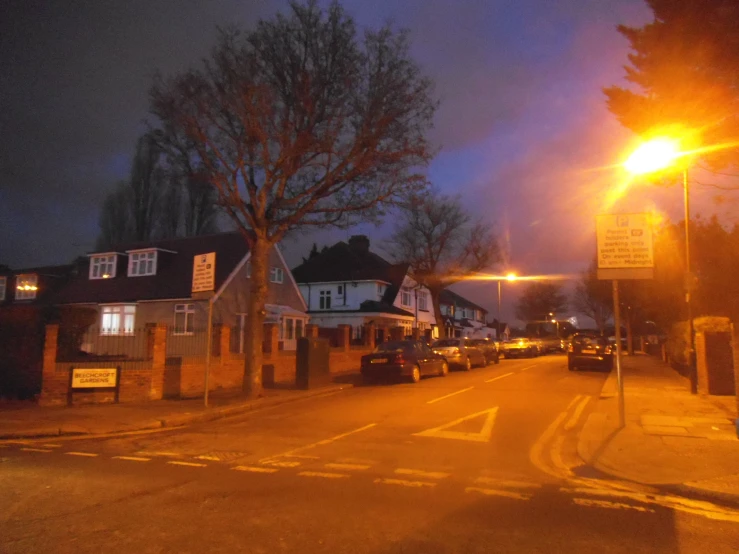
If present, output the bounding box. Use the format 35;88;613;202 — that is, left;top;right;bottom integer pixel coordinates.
54;232;249;304
439;288;487;313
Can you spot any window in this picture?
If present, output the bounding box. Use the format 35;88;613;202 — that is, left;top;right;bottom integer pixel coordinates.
89;254;117;279
449;305;455;316
173;304;195;335
377;284;385;297
270;267;284;283
128;251;157;276
0;276;5;301
101;305;136;335
284;318;294;340
337;285;343;295
15;274;38;300
319;290;332;310
418;293;428;311
401;288;411;306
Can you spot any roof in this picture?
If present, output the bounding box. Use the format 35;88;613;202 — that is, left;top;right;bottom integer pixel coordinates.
54;232;249;304
439;289;487;313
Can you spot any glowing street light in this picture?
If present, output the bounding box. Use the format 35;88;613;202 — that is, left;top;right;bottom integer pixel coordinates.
623;137;697;394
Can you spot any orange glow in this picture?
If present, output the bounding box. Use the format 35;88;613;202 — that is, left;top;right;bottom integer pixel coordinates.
623;138;681;175
462;273;575;283
506;272;517;282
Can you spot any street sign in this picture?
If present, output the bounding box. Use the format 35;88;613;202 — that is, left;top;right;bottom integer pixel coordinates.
596;213;654;280
192;252;216;293
71;368;118;388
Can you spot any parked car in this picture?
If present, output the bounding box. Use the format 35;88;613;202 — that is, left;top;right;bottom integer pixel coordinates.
501;337;538;358
361;340;449;384
432;338;486;370
469;338;500;365
540;335;562;354
567;333;614;371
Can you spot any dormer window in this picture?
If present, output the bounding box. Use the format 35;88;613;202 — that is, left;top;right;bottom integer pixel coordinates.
128;250;157;277
15;274;38;300
89;253;117;280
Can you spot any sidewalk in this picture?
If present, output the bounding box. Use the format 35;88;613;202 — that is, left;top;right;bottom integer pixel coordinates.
578;353;739;502
0;377;356;440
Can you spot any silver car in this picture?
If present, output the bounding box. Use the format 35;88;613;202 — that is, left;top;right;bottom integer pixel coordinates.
432;338;487;371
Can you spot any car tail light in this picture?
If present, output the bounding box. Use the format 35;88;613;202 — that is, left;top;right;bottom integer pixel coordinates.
391;354;405;364
604;345;612;354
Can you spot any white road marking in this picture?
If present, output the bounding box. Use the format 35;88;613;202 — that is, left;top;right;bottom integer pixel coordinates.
375;478;437;488
283;454;320;460
262;423;377;462
564;396;591;431
298;471;349;479
325;463;371;471
168;461;207;468
414;407;498;443
550;435;572;476
197;455;221;461
426;386;475;404
263;461;301;468
41;444;63;448
474;477;541;489
65;452;99;457
395;468;450;480
20;447;52;453
336;457;377;465
485;372;513;383
137;451;182;457
113;456;151;462
233;466;279;474
566;395;583;411
518;364;537;372
573;497;654;513
529;411;569;479
465;487;531;500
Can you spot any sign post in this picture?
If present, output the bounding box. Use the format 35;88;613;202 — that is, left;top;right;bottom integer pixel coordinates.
596;213;654;429
192;253;216;408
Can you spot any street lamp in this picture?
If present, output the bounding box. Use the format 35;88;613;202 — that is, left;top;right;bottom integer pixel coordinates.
624;138;696;393
497;273;517;339
548;312;560;338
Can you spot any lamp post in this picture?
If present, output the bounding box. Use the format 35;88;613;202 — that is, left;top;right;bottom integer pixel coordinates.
624;139;697;393
497;273;516;339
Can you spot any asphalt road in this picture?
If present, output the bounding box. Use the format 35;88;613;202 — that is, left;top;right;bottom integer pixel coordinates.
2;354;738;553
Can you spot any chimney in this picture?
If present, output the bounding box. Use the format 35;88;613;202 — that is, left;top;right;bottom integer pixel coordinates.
348;235;370;254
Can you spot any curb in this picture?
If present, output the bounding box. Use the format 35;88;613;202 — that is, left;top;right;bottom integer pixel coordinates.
0;383;350;440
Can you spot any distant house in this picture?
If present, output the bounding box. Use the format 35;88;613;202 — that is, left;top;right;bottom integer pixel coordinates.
438;289;496;339
291;235;436;342
52;232;309;355
0;263;74;398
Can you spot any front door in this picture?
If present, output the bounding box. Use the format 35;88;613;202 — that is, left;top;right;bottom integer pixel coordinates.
282;317;296;351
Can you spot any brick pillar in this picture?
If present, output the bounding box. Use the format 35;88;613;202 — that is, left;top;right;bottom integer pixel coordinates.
150;324;167;400
220;324;231;365
263;323;279;353
695;331;708;395
732;324;739;438
389;326;404;341
39;324;67;406
363;323;376;349
305;324;319;338
411;328;421;340
337;324;351;351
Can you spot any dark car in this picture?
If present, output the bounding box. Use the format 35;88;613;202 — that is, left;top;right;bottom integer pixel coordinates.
431;338;487;370
469;338;500;365
361;340;449;384
567;333;614;371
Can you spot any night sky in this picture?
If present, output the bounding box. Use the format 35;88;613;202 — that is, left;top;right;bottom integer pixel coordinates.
2;1;736;324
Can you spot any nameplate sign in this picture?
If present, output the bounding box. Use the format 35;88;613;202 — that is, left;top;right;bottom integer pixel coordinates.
71;368;118;389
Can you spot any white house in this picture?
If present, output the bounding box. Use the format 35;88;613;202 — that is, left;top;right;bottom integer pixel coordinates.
291;236;436;341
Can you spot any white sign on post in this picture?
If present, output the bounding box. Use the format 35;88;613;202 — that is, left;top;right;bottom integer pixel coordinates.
596;213;654;280
192;252;216;293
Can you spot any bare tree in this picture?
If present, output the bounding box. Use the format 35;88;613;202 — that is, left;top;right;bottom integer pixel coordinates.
515;282;568;324
387;190;499;337
150;1;437;396
572;261;612;333
96;182;132;250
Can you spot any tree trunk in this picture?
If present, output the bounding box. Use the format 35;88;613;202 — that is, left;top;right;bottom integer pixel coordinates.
243;235;270;398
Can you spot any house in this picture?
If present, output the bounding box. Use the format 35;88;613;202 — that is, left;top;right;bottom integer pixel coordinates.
291;235;436;342
52;232;309;356
438;289;496;339
0;263;74;398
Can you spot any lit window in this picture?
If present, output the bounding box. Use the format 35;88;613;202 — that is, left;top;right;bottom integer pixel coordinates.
173;304;195;335
418;293;428;311
270;267;284;283
101;305;136;335
401;288;411;306
15;274;38;300
90;254;117;279
128;251;157;276
0;276;6;301
319;290;332;310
